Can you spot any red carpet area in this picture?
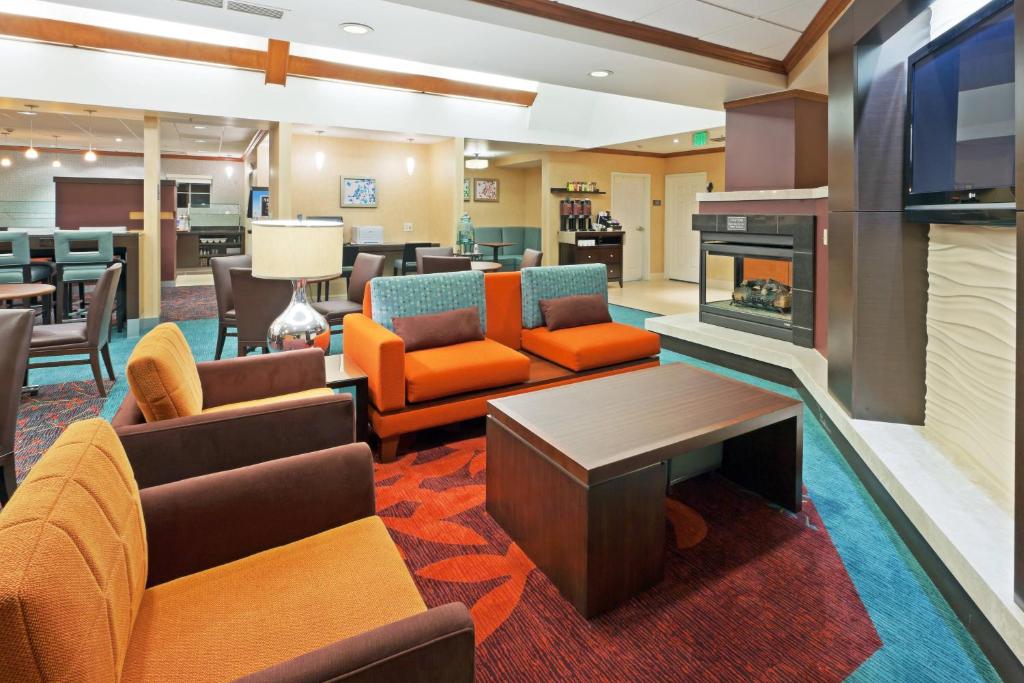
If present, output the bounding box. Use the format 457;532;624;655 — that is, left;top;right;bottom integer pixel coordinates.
380;429;882;682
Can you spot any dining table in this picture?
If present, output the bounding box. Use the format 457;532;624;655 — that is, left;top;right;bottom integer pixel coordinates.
476;241;515;262
0;283;55;324
471;261;502;273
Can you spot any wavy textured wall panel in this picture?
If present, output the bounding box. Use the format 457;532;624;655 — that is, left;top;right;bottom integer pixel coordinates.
925;224;1015;509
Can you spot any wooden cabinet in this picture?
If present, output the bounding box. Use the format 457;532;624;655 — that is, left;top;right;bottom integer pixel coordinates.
557;231;624;287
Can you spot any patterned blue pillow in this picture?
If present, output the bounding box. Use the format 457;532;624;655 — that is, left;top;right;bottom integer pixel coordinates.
370;270;487;333
520;264;608;329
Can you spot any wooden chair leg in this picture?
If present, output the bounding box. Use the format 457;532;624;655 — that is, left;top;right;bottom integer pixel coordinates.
215;325;227;360
101;345;115;381
378;436;400;463
90;351;107;397
0;452;15;506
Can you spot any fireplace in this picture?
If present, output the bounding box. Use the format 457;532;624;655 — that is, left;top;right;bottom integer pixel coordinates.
692;214;816;347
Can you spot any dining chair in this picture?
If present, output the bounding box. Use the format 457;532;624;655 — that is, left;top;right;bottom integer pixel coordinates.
0;309;33;504
27;263;121;397
394;242;432;275
420;256;472;274
211;254;251;360
312;252;386;336
229;267;293;355
415;246;454;274
53;229;116;323
520;249;543;269
0;231;52;285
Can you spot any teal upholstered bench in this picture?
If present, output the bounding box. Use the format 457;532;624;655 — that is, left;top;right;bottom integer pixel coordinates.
472;227;541;271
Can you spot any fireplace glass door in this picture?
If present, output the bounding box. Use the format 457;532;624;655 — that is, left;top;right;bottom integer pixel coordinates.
702;246;794;328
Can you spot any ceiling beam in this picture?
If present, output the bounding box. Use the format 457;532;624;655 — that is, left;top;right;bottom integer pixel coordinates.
0;13;537;107
783;0;853;71
264;38;290;86
465;0;787;74
585;146;725;159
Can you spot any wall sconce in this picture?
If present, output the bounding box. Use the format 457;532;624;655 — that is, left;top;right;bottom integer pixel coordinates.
225;164;235;178
406;156;416;176
314;130;326;171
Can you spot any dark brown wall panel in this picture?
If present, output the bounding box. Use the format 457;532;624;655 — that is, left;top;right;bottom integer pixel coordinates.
725;99;797;191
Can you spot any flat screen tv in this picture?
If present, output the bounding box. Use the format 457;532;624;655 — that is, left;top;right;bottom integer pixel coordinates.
905;0;1015;225
247;186;269;219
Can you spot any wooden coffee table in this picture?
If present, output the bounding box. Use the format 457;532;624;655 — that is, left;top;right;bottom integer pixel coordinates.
486;363;802;618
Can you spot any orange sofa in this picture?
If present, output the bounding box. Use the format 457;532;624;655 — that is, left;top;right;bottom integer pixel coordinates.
0;419;475;682
345;265;660;460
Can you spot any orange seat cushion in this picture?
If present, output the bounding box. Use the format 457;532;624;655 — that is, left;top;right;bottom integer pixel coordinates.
202;387;335;414
0;419;148;682
126;323;204;422
405;339;530;403
521;322;661;371
121;517;425;683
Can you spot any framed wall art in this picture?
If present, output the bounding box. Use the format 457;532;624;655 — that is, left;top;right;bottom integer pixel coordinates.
473;178;500;202
463;178;471;202
342;176;378;208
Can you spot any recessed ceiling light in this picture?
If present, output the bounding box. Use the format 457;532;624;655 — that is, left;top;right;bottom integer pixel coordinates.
673;138;679;144
589;69;613;78
340;22;373;35
18;110;37;116
195;139;206;143
194;125;207;130
115;137;123;142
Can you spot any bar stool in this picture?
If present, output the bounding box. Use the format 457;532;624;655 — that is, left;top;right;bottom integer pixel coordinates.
0;231;53;320
53;229;117;324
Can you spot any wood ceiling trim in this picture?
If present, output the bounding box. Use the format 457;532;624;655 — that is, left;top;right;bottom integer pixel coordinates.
724;89;827;109
466;0;787;74
783;0;853;71
0;144;244;162
265;39;291;86
0;13;537;107
586;146;725;159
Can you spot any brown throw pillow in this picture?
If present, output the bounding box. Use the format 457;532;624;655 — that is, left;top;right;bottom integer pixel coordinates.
539;294;611;331
392;307;484;352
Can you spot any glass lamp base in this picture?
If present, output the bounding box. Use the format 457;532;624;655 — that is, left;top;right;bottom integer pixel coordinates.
267;279;331;353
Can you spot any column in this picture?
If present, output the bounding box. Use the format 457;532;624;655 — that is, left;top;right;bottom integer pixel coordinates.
269;122;293;220
140;114;161;332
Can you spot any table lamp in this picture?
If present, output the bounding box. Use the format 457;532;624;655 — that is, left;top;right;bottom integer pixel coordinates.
251;220;344;353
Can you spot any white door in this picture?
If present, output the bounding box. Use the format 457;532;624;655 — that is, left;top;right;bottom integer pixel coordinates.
611;173;651;282
665;172;707;282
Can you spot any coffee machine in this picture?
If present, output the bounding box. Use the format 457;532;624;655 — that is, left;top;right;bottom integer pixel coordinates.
559;199;593;231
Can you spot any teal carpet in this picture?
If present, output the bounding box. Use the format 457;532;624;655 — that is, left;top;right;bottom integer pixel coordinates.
21;299;1001;682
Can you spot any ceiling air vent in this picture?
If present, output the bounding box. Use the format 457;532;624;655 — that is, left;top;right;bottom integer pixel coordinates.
226;1;285;19
178;0;224;7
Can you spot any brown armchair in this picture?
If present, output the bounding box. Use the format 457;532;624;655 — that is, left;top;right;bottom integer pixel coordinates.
28;262;120;396
312;252;386;336
421;256;472;274
211;254;251;360
112;323;355;488
415;246;453;274
0;419;475;683
0;309;32;503
230;266;293;355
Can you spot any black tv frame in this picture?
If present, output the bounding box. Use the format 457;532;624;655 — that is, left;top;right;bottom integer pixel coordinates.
903;0;1016;226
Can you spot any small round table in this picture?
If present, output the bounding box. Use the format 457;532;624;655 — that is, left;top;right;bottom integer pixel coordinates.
0;283;55;324
471;261;502;273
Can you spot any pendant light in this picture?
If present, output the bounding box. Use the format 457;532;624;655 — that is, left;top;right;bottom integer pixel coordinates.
23;105;38;159
83;109;98;162
0;130;12;168
465;153;488;170
51;136;62;168
314;130;325;171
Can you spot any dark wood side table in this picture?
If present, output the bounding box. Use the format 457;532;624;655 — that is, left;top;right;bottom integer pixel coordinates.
324;354;369;444
486;363;802;618
477;241;514;262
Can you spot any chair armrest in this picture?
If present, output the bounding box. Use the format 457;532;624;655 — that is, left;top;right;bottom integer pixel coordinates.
342;314;406;412
235;603;475;683
198;347;327;407
141;442;375;587
118;393;354;488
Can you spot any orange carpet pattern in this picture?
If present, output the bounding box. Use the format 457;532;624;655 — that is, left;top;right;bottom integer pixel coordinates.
376;427;882;682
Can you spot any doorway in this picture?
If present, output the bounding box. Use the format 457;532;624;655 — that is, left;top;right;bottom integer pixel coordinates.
611;172;651;282
665;172;706;283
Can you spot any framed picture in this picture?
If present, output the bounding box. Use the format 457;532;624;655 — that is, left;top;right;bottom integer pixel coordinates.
342;177;378;208
463;178;471;202
473;178;500;202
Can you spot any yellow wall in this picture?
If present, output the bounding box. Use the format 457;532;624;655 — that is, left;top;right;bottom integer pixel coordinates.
428;138;461;246
464;166;540;227
523;166;542;227
291;135;436;244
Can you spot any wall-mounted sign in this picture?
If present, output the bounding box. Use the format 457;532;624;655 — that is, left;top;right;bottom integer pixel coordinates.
692;130;709;147
726;216;748;232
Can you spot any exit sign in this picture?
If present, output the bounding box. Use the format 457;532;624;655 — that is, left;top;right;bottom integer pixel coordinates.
692;131;709;147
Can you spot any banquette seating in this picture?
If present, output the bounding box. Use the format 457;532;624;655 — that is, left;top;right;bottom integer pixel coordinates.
344;264;660;460
111;323;355;488
472;226;541;270
0;419;475;682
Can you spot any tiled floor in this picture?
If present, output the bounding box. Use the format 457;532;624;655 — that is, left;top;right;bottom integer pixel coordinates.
608;278;731;316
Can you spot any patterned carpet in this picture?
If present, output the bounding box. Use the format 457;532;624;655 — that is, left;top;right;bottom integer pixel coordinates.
381;429;882;682
10;285;1004;681
160;284;218;321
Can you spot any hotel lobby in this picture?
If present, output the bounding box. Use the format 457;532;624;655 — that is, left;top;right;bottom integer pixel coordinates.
0;0;1020;681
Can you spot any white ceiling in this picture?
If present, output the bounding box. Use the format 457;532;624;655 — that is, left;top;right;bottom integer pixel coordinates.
292;125;448;145
37;0;790;111
0;104;261;155
563;0;825;60
603;125;726;154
